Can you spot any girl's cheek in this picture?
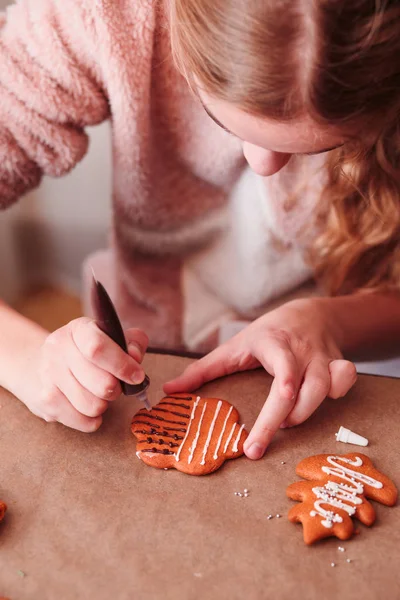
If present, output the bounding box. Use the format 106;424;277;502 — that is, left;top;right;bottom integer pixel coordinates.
242;142;291;176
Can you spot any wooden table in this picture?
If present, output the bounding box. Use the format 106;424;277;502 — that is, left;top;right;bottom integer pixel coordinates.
0;353;399;600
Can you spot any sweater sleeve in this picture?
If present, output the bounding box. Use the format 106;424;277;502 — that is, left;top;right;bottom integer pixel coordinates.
0;0;110;208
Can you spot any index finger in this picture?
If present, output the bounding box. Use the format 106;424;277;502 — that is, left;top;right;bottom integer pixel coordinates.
164;343;252;393
72;320;145;385
244;376;296;460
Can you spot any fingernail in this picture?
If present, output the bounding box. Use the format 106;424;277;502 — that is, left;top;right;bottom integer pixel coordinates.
245;443;265;460
280;421;288;429
130;370;145;385
128;341;144;356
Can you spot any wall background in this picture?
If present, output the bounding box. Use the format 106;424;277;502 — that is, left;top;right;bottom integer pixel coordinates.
0;0;112;303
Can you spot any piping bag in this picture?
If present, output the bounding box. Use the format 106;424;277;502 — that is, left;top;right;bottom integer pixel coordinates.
91;272;151;410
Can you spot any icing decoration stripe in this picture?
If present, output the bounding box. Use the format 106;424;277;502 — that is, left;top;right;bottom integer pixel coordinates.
137;413;187;426
175;396;200;462
132;420;161;429
135;430;184;441
213;406;233;460
138;439;180;448
232;424;245;453
188;401;208;464
140;448;175;455
159;401;191;410
224;423;237;454
152;407;190;418
164;395;194;401
200;401;223;465
322;456;383;489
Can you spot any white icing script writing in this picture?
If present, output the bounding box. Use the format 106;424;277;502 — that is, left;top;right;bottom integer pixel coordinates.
310;456;383;528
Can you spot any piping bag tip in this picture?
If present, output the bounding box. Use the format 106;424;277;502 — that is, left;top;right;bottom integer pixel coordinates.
121;375;151;410
136;390;151;411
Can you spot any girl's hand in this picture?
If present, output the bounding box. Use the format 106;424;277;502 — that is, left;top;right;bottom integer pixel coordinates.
21;318;148;432
164;299;357;460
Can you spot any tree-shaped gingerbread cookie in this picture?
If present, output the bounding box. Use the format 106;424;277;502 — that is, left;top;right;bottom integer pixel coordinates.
287;453;398;544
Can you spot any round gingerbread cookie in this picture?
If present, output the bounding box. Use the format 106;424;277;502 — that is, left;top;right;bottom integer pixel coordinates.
131;393;248;476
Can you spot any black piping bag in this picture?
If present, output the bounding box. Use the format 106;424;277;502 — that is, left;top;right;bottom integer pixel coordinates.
91;271;151;410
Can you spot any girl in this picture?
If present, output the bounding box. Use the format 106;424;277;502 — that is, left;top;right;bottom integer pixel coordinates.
0;0;399;460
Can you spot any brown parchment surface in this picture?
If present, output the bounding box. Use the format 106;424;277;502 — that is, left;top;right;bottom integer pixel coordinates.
0;353;399;600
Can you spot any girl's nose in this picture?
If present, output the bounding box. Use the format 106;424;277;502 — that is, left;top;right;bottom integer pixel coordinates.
243;142;291;176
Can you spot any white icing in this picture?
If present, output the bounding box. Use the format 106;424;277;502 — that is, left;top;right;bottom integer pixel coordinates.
322;456;383;489
232;424;245;453
136;451;141;460
175;396;200;462
213;406;233;460
224;423;237;453
188;401;207;464
310;455;383;529
200;401;222;465
311;483;361;528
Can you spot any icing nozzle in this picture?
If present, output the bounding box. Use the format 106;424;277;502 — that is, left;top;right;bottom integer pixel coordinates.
335;426;368;447
122;375;151;410
135;388;151;411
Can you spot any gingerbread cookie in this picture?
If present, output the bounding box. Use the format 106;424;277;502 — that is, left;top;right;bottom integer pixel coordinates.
131;393;248;476
287;453;397;545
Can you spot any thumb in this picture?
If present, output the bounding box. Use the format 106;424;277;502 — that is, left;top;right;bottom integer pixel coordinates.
328;359;358;399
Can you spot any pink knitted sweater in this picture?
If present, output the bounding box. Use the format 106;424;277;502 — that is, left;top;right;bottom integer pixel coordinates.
0;0;325;350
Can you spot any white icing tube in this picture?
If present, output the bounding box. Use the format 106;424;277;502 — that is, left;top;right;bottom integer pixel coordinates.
335;426;368;447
